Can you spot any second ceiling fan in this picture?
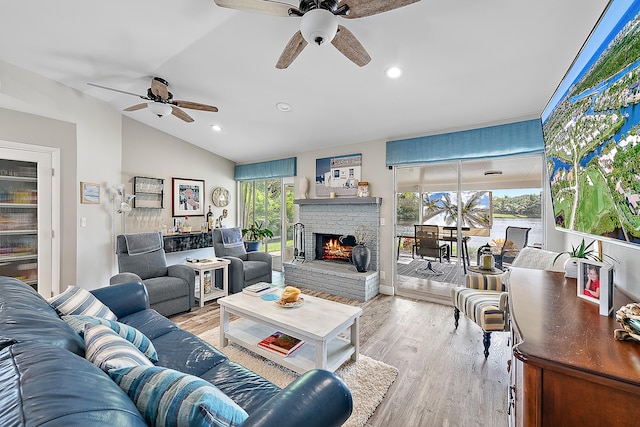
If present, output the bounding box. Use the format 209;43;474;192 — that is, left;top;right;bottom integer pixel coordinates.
214;0;421;69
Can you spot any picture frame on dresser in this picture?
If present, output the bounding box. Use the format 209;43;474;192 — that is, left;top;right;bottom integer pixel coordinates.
577;259;614;316
172;177;204;217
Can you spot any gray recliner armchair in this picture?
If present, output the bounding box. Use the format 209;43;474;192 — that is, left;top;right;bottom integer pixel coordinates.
110;232;195;317
212;228;272;294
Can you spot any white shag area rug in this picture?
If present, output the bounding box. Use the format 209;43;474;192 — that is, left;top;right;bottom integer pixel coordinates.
199;327;398;427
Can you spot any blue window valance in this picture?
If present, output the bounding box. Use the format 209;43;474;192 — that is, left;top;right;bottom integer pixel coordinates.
234;157;297;181
386;119;544;166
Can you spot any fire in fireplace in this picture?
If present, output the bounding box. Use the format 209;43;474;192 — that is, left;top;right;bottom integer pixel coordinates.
315;233;356;262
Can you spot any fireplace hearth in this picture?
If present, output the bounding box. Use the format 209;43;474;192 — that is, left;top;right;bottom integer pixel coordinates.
315;233;356;262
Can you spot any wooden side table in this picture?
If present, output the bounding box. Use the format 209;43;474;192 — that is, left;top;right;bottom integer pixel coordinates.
185;258;230;307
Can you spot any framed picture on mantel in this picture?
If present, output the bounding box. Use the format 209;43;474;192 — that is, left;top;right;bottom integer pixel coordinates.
172;178;204;217
315;153;362;197
577;259;614;316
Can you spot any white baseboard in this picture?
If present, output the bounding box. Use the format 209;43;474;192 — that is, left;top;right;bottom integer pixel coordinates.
379;284;394;296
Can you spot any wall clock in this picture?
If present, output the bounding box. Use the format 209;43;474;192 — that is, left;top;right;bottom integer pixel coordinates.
211;187;230;207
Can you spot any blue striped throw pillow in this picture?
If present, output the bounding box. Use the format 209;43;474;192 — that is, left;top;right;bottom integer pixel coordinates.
63;315;158;362
48;285;117;320
109;366;249;427
84;324;153;372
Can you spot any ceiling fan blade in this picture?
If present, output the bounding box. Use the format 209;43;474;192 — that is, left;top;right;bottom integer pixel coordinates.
173;100;219;112
331;25;371;67
123;103;148;112
213;0;297;17
171;106;194;123
87;82;147;99
150;77;170;100
339;0;420;19
276;31;308;69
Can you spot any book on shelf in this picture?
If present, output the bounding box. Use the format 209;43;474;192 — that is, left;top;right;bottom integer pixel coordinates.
242;282;276;296
257;331;304;356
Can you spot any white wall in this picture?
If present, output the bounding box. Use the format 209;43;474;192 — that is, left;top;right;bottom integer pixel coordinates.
0;60;121;290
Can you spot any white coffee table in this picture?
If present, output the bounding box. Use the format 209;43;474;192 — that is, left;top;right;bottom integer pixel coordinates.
184;258;230;307
218;291;362;374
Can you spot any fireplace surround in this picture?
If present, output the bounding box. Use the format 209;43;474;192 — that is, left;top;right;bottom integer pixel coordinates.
283;197;381;301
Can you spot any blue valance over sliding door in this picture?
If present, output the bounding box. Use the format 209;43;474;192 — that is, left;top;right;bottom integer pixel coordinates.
386;119;544;166
234;157;297;181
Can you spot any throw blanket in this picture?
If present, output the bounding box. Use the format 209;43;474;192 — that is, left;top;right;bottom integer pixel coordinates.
124;232;163;255
220;227;244;248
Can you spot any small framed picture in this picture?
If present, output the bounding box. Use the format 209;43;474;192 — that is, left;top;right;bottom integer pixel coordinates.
577;259;614;316
172;178;204;216
80;182;100;204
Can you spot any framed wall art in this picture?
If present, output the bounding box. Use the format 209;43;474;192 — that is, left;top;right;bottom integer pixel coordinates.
172;178;204;217
315;153;362;197
577;259;614;316
80;182;100;204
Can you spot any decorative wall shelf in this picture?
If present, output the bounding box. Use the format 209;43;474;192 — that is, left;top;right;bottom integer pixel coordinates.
133;176;164;209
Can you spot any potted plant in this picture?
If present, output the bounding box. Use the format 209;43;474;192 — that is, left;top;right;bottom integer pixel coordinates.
242;221;274;252
553;238;616;278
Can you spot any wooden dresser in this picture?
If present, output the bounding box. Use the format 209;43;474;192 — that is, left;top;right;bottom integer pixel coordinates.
508;267;640;426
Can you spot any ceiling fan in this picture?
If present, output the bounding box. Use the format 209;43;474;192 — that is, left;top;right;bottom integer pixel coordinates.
87;77;218;123
213;0;421;69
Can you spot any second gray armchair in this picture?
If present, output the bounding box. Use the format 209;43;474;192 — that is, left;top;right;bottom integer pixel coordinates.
212;228;272;294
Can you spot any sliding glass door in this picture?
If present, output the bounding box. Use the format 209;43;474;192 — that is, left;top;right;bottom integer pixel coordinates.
240;177;295;271
394;154;544;303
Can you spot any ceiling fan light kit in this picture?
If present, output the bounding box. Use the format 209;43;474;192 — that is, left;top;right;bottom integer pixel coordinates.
300;8;338;46
147;102;172;118
213;0;421;69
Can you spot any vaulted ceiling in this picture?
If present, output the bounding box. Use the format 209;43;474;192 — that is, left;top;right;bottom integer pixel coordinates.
0;0;609;163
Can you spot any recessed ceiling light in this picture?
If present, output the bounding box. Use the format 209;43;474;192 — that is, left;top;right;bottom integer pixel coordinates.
211;124;222;132
276;102;292;112
385;66;403;79
484;170;503;176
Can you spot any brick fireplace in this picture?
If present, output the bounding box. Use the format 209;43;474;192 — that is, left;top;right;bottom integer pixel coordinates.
283;197;381;301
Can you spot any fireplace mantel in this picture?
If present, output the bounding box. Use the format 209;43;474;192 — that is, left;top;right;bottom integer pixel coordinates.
294;197;382;206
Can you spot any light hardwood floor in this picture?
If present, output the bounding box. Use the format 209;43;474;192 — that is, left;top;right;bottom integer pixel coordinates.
172;282;510;426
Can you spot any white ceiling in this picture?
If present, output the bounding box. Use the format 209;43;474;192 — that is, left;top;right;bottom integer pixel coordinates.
0;0;609;163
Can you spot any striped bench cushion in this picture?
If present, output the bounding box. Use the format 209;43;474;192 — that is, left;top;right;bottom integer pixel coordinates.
452;287;507;332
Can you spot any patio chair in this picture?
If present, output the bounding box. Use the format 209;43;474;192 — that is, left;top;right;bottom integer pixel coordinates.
494;226;531;270
412;224;450;275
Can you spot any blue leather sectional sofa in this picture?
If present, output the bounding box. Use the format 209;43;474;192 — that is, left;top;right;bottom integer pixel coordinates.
0;276;352;426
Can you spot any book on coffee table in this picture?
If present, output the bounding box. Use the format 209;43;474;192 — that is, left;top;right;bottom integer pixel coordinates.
258;331;304;356
242;282;276;297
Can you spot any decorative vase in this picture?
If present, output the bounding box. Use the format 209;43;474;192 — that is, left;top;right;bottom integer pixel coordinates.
299;177;309;199
564;257;579;278
352;243;371;273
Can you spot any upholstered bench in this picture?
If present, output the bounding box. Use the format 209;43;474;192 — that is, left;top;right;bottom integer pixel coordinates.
452;274;508;358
